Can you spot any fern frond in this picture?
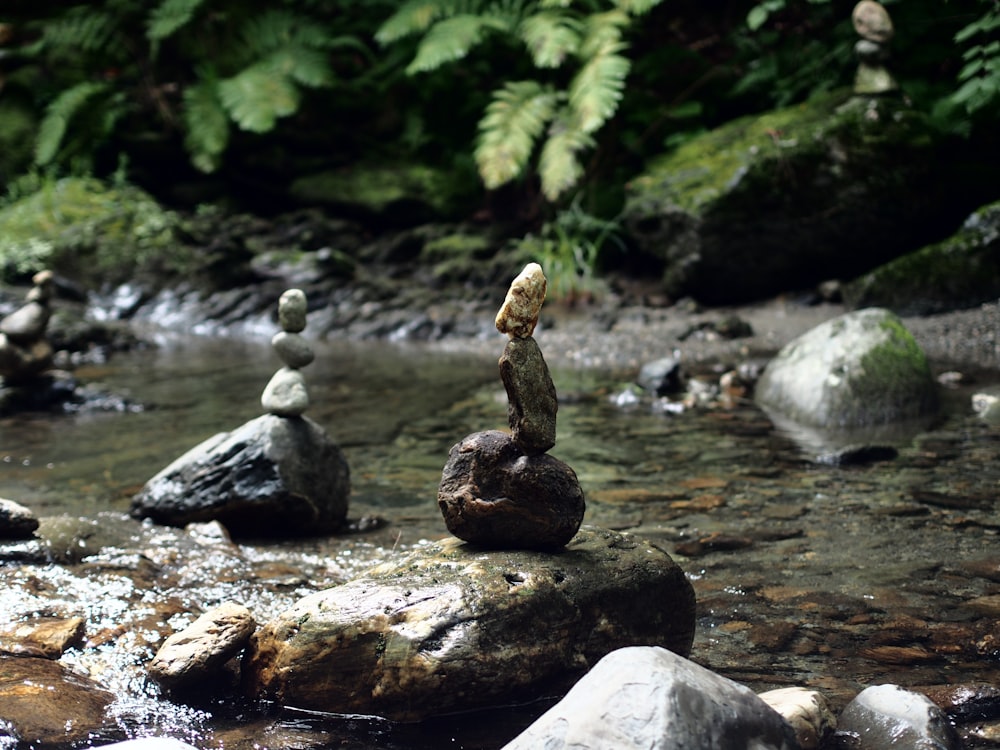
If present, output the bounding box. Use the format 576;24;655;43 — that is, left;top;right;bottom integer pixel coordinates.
263;46;333;88
406;14;508;73
238;10;333;58
218;64;300;133
569;43;629;133
35;81;111;166
538;122;593;201
42;10;124;59
612;0;667;15
578;9;628;58
147;0;206;42
376;1;457;45
519;10;581;68
182;80;230;172
476;80;560;189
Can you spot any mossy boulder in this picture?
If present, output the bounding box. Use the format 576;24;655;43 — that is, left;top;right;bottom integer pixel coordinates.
289;162;477;226
0;177;181;288
622;89;989;304
842;198;1000;315
755;307;938;433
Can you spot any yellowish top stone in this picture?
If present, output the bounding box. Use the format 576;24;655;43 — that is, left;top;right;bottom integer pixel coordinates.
495;263;547;339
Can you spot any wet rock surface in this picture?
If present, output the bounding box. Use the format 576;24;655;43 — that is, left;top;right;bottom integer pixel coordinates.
437;430;585;550
503;646;799;750
244;527;696;721
130;413;350;536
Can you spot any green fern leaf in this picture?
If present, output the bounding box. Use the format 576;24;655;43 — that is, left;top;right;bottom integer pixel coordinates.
35;81;111;166
476;80;559;189
147;0;206;41
569;45;630;133
218;64;300;133
43;10;124;58
376;1;453;45
519;11;581;68
612;0;667;15
578;9;628;58
263;45;333;88
182;80;230;172
406;14;507;73
538;123;593;201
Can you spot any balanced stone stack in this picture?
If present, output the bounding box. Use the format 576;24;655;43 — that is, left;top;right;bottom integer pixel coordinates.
131;288;350;537
261;289;314;416
852;0;898;95
0;270;55;384
437;263;585;550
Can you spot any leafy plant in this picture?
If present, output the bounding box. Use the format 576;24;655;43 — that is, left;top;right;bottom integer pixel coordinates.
948;0;1000;117
516;197;626;301
3;1;371;175
376;0;666;203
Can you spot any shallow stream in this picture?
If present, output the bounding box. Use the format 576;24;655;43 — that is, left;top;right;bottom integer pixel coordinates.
2;331;1000;749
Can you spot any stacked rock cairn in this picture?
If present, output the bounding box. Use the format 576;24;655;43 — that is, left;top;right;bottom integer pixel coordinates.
0;270;55;385
261;288;314;417
437;263;585;550
852;0;898;96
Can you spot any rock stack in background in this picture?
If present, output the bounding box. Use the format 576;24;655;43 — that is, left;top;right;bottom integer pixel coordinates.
131;288;350;537
852;0;898;95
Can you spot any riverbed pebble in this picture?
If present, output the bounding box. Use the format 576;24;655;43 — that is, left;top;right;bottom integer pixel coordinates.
149;602;256;690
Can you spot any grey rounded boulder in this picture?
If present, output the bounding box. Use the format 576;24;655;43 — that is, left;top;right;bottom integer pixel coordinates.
754;307;938;431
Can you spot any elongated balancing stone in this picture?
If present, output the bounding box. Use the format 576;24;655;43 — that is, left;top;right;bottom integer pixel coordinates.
495;262;547;340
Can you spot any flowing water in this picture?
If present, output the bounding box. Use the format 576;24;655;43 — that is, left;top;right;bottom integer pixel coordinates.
2;331;1000;749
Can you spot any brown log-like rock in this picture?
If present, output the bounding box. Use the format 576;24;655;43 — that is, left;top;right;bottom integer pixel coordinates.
437;430;583;550
242;526;696;721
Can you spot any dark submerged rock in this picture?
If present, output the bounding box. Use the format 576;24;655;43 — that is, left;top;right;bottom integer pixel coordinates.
437;430;585;550
242;527;696;721
0;654;116;746
130;413;350;537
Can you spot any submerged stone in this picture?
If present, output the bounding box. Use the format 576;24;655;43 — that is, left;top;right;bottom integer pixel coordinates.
243;527;696;721
438;430;584;550
130;414;350;537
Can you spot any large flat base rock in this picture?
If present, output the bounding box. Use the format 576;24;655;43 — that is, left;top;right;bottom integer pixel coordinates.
242;526;695;721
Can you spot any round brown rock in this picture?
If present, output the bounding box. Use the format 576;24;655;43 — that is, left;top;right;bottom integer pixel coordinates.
437;430;584;550
852;0;893;43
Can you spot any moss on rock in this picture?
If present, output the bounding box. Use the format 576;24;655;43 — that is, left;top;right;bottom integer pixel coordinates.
842;198;1000;315
290;162;475;225
0;177;182;287
622;88;989;304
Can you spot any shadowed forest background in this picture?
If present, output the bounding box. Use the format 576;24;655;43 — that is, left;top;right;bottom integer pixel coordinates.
0;0;997;297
